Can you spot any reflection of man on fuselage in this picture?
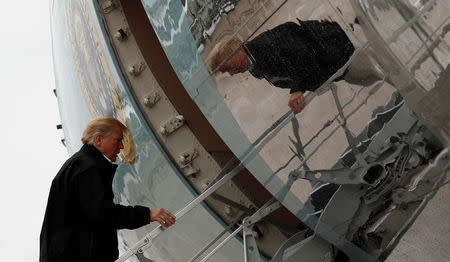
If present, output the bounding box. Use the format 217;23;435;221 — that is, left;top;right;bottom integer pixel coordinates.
210;19;384;113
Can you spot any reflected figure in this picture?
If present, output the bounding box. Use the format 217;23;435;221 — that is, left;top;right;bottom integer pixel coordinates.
210;20;385;113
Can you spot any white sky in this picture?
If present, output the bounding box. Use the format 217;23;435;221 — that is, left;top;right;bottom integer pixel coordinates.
0;1;67;261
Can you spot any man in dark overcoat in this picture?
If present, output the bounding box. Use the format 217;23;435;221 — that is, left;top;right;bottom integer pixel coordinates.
210;19;385;113
40;117;175;262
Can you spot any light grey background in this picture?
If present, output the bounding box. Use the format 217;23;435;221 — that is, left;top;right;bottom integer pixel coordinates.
0;1;67;261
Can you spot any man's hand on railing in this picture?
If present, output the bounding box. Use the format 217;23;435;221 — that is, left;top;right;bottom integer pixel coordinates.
150;208;176;228
288;91;306;113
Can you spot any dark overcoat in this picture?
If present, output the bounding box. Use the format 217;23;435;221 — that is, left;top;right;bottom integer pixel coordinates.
246;20;355;93
40;144;150;262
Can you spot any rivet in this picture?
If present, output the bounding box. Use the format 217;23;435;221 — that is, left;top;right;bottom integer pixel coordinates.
128;62;146;76
102;0;115;14
114;28;129;41
143;92;161;108
160;126;167;135
201;183;209;191
252;230;260;239
224;205;233;215
160;115;185;136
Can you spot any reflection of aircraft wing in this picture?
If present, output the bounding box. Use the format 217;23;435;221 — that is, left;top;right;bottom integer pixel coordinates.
51;0;449;261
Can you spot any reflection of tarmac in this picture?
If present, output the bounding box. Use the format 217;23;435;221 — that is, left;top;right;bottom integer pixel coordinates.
387;184;450;262
204;0;449;261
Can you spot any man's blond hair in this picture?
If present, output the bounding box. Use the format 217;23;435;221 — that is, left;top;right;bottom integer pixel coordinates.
81;117;128;145
208;37;242;73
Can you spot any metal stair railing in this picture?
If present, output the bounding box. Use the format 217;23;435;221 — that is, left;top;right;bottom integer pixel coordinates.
115;106;295;262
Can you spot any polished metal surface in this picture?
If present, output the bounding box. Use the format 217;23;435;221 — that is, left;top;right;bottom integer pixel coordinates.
51;0;449;261
141;0;448;260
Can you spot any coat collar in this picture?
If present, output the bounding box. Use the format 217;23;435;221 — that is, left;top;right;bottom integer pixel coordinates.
80;143;118;171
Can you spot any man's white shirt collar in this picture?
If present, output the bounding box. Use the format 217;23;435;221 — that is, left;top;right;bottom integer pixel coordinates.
102;154;113;163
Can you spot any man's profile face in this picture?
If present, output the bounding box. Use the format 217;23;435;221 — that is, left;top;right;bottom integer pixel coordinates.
97;128;124;162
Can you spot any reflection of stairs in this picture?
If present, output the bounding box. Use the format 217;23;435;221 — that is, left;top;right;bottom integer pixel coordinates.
270;230;308;262
271;233;334;262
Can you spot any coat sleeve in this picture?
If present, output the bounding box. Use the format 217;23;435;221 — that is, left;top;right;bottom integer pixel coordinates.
76;167;151;230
